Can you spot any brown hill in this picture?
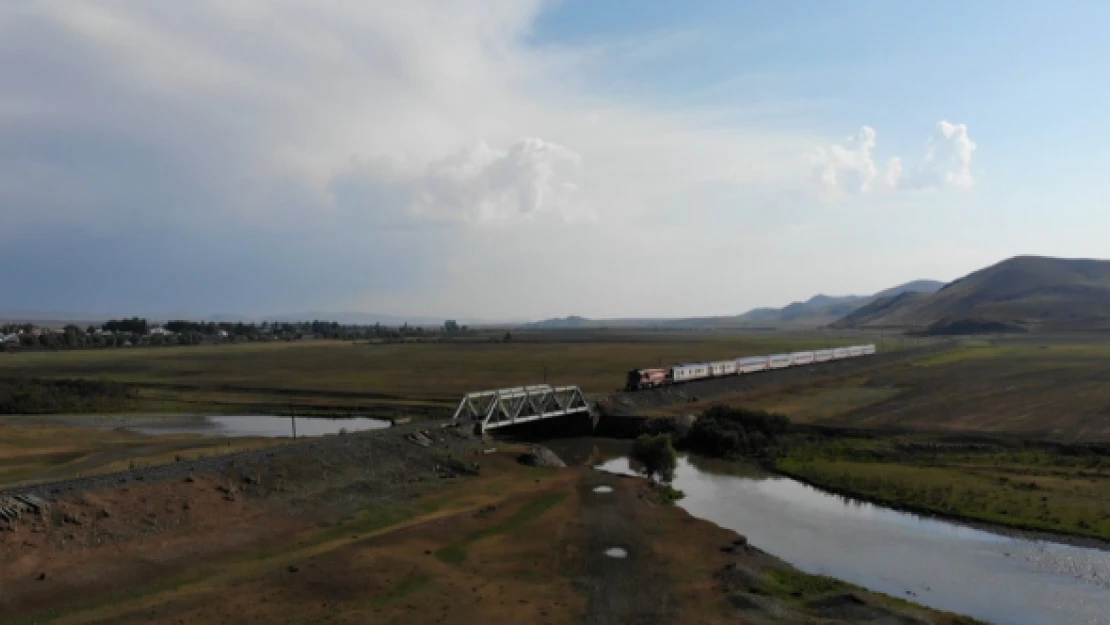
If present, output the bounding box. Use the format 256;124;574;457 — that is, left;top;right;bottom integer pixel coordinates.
832;255;1110;330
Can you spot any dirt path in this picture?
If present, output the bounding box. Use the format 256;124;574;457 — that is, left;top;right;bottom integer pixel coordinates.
573;470;678;624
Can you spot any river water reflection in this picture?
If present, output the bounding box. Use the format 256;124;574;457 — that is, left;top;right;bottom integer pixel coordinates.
132;415;391;438
595;453;1110;625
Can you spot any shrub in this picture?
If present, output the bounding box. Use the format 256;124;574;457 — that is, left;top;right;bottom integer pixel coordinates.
0;378;134;414
685;405;790;459
631;433;678;483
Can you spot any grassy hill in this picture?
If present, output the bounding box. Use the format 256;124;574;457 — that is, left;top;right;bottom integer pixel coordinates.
833;256;1110;330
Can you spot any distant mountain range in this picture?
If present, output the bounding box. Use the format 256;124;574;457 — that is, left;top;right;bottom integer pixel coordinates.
832;256;1110;330
730;280;946;327
10;256;1109;333
522;280;945;330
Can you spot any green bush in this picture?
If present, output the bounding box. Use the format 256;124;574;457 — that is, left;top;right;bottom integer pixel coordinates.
631;433;678;482
686;405;790;459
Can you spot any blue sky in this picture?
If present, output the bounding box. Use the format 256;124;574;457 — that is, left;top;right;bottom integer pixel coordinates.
0;1;1106;321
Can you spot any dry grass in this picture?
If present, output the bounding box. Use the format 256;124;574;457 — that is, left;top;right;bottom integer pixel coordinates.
0;423;281;487
0;333;868;414
822;341;1110;440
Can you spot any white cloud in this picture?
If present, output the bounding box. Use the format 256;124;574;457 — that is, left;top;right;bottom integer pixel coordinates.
812;120;977;198
810;126;881;197
899;121;977;191
332;136;591;225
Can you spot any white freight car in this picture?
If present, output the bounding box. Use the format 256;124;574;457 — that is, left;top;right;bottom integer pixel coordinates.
708;359;738;377
768;353;793;369
736;356;770;373
673;363;710;382
790;351;815;366
626;344;878;392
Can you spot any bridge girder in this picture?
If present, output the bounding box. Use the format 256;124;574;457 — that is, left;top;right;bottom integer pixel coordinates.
452;384;590;431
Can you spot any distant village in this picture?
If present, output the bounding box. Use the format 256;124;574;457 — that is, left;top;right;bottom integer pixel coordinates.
0;318;475;351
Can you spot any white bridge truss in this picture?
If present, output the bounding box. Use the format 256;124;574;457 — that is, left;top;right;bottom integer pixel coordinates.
452;384;591;431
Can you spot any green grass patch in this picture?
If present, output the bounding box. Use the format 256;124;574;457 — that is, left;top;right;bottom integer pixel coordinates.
914;344;1001;367
767;568;848;598
435;493;566;565
778;437;1110;542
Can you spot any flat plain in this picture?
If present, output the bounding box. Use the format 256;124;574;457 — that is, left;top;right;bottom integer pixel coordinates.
0;331;879;416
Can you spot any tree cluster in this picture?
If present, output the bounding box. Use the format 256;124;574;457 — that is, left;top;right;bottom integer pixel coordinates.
1;317;473;352
685;405;791;459
630;433;679;482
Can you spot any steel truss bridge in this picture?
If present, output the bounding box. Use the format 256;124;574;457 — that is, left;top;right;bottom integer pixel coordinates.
451;384;592;432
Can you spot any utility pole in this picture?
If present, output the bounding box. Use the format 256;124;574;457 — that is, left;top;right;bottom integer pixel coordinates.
290;395;297;440
543;365;547;384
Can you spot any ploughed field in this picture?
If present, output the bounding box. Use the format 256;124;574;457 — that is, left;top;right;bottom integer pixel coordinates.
0;421;979;625
0;332;883;417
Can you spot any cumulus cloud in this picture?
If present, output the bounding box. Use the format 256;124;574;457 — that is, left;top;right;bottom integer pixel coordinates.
898;121;977;191
810;126;882;197
330;137;590;226
407;137;589;224
812;121;976;198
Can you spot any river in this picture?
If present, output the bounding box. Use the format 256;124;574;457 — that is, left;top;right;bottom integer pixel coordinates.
129;415;391;438
592;451;1110;625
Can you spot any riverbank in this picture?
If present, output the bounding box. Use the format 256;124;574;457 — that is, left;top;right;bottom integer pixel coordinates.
774;433;1110;547
594;450;1110;625
584;409;1110;550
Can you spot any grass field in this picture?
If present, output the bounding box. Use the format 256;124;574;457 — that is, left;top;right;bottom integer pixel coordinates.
777;435;1110;542
0;422;281;487
815;340;1110;440
0;332;872;416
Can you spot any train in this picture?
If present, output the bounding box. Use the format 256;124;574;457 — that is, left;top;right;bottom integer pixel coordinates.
623;343;877;392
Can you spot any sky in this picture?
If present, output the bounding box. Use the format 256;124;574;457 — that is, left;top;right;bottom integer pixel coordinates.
1;0;1108;321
